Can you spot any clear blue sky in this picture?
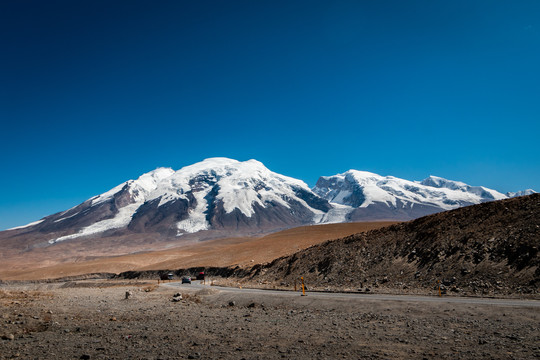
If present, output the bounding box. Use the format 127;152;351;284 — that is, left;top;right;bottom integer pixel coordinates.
1;1;539;230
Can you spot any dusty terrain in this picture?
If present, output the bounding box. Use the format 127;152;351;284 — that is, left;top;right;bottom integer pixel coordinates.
1;280;539;360
0;222;395;280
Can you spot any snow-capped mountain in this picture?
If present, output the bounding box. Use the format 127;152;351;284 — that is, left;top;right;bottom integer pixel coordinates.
506;189;536;198
4;158;535;248
10;158;331;245
312;171;522;221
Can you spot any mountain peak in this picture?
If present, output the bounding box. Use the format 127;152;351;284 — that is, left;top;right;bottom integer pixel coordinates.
173;158;273;179
187;157;240;167
345;170;383;181
27;158;329;244
135;167;175;191
419;175;468;189
313;170;510;220
507;189;536;198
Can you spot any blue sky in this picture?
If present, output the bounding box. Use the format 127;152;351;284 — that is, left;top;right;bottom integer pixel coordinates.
1;1;539;230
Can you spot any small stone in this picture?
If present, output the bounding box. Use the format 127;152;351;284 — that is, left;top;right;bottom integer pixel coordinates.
229;301;236;307
2;334;15;341
110;317;117;321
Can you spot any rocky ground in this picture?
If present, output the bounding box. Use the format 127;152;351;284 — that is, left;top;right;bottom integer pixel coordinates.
1;280;539;360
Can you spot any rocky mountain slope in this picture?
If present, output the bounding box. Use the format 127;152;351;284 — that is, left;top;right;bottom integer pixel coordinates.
241;193;540;296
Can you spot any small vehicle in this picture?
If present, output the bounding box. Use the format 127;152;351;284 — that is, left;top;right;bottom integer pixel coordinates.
160;273;174;281
181;276;192;284
196;272;205;281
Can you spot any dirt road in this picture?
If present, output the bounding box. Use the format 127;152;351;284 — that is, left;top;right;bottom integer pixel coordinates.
1;280;539;359
167;281;540;307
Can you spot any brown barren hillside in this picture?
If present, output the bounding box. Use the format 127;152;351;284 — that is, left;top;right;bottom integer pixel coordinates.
240;194;540;297
0;221;396;280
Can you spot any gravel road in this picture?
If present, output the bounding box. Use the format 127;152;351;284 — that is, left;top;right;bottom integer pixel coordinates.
1;280;539;359
167;281;540;307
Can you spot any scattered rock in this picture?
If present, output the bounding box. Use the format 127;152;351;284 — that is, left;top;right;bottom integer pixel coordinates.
2;334;15;341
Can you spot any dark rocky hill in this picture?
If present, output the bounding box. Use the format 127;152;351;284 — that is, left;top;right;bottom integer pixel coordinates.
242;193;540;296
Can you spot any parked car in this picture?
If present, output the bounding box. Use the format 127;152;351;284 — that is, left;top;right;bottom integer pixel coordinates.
160;273;174;281
181;276;192;284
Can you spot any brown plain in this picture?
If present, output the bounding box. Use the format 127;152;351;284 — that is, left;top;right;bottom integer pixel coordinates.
0;221;396;280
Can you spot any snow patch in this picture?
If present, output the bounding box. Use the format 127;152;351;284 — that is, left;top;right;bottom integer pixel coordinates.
54;212;80;223
319;203;353;223
176;191;210;234
49;204;140;244
7;219;44;230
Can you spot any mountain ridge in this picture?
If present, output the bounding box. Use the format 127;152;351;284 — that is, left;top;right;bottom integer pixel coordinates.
3;158;535;248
